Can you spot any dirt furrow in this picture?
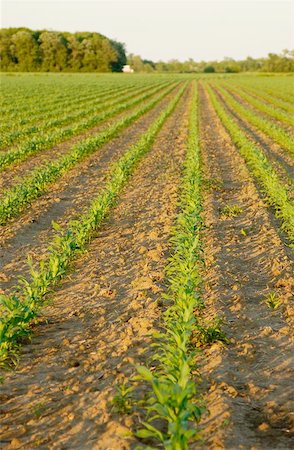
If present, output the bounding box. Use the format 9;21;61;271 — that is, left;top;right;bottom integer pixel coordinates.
0;84;191;449
196;85;293;450
0;85;189;292
213;87;294;189
0;84;175;193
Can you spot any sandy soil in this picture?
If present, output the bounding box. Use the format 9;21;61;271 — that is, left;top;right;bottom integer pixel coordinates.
0;85;191;449
195;84;294;450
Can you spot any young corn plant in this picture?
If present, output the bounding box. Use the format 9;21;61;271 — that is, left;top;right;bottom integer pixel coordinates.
111;382;135;414
220;204;243;218
263;292;282;310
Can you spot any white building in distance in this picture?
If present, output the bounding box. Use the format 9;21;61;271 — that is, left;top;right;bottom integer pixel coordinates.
122;65;134;73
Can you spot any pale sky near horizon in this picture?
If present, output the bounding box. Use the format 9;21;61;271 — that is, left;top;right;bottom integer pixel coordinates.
1;0;293;61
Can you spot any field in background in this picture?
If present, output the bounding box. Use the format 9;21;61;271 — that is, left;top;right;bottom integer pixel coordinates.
0;72;293;449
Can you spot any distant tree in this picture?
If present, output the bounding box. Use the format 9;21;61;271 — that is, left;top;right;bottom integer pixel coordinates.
142;59;156;69
81;35;116;72
0;29;15;70
204;65;215;73
9;31;38;71
39;31;68;71
240;56;262;72
67;34;83;71
262;50;294;72
95;37;117;72
110;40;127;72
127;54;145;71
155;61;169;72
0;28;126;72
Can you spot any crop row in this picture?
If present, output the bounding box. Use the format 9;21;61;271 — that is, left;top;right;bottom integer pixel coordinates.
135;81;204;449
207;84;294;245
0;83;187;367
220;83;294;127
211;84;294;157
0;80;169;148
0;81;177;171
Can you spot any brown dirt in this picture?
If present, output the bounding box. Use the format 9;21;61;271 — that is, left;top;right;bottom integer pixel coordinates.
195;84;294;450
0;83;176;193
212;87;294;191
0;84;188;292
0;86;191;449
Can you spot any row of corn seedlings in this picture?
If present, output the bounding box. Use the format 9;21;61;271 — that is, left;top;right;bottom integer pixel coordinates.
226;81;294;114
0;83;187;367
211;84;294;157
220;82;294;127
206;84;294;245
0;81;176;170
134;80;204;449
0;82;180;225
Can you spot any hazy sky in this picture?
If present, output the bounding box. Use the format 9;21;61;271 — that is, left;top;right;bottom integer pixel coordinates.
1;0;293;61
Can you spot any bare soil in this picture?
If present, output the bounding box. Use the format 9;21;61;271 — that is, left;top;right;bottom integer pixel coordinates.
195;84;294;450
0;86;191;449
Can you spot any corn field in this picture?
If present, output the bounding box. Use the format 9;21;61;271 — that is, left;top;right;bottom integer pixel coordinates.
0;72;293;449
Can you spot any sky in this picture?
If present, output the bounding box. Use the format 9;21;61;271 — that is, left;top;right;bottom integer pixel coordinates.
1;0;293;61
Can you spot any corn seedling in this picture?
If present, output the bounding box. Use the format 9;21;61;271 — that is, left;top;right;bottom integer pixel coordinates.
263;292;282;309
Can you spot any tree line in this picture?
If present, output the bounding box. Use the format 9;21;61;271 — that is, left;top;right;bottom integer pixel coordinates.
127;50;294;73
0;28;293;73
0;28;126;72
